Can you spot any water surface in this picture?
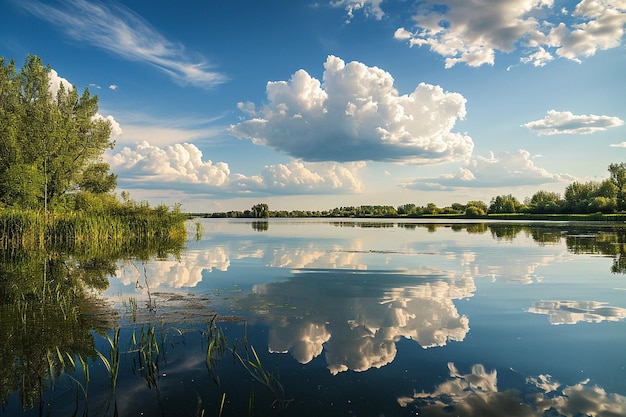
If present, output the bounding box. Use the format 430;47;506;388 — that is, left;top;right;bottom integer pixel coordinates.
2;219;626;416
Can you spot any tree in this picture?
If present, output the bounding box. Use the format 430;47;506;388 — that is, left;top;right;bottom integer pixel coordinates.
78;163;117;194
423;202;439;215
564;180;617;213
0;55;115;209
527;190;563;214
608;163;626;211
488;195;525;214
465;200;487;217
250;203;269;218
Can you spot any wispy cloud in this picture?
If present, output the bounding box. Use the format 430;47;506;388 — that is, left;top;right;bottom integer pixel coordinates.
331;0;384;23
230;55;473;164
392;0;626;68
610;142;626;148
524;110;624;135
403;150;574;190
19;0;228;88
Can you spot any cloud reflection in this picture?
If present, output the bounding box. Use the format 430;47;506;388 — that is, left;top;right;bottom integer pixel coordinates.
243;269;474;374
114;248;230;289
398;363;626;417
528;300;626;324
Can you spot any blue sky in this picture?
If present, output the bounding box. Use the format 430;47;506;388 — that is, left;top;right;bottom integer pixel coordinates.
1;0;625;212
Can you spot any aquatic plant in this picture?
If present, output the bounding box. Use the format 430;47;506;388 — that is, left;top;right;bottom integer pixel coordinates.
0;207;187;253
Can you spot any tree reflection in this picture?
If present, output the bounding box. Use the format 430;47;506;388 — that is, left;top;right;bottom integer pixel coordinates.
0;233;185;412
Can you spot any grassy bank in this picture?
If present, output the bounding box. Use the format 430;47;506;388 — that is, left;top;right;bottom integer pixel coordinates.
0;207;187;252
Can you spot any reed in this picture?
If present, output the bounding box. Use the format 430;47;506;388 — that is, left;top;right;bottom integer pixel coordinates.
96;328;121;393
0;207;187;252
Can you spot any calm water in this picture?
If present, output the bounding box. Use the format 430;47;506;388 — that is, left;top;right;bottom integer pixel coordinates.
2;218;626;416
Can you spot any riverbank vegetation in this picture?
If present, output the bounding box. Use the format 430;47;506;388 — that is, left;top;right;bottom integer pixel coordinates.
203;163;626;221
0;55;186;249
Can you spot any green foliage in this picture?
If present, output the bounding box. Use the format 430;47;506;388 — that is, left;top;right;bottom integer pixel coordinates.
0;55;115;208
250;203;269;218
465;201;487;217
78;163;117;194
488;194;525;214
0;207;186;254
526;190;564;214
0;164;43;209
608;162;626;211
564;179;617;213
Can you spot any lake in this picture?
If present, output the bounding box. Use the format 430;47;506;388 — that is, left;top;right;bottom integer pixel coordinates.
2;218;626;416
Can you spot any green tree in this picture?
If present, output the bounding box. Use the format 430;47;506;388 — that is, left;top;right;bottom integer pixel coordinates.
78;162;118;194
488;195;525;214
564;180;617;213
250;203;269;218
0;164;43;209
608;163;626;211
423;202;439;215
0;55;115;209
527;190;563;214
465;200;487;217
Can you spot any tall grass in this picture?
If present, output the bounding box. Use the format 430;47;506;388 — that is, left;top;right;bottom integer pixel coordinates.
0;207;187;252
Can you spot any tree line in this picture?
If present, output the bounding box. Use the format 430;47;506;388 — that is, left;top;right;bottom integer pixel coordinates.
205;163;626;219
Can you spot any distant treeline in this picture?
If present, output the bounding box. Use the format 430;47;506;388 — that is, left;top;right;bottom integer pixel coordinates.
199;163;626;220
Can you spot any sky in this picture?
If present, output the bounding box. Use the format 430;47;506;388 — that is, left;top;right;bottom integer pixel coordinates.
1;0;625;213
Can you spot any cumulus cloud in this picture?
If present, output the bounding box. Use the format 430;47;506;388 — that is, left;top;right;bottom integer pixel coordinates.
230;55;473;164
524;110;625;135
48;68;72;98
110;141;232;188
610;142;626;148
109;84;118;91
244;161;364;193
403;149;573;190
394;0;626;67
108;141;363;195
20;0;227;88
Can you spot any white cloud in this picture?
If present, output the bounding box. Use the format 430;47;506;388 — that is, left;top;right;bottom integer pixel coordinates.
230;55;473;164
331;0;385;22
549;0;626;61
108;141;364;195
47;68;72;98
394;0;626;67
110;141;231;187
109;84;118;91
20;0;227;88
404;149;573;190
239;160;365;194
610;141;626;148
524;110;624;135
